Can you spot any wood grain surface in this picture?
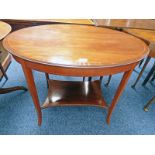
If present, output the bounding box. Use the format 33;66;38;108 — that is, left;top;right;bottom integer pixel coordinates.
93;19;155;30
124;28;155;57
0;21;11;40
3;24;148;68
124;28;155;44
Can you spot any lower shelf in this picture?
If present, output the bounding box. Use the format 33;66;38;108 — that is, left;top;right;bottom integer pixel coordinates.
41;79;108;109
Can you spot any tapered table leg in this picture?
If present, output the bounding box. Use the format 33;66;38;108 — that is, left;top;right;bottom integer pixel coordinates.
144;96;155;112
142;62;155;86
107;69;134;124
131;56;151;88
22;63;42;126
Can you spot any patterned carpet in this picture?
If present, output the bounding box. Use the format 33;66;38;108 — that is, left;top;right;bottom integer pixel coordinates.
0;59;154;135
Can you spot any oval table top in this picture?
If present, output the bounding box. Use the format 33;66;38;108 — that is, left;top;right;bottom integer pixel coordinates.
3;24;149;68
0;21;12;40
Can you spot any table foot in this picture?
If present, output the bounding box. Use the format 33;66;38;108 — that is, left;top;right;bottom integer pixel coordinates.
106;69;134;124
143;96;155;112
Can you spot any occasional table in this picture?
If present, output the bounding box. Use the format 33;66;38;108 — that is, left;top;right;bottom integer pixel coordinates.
3;24;148;126
0;21;27;94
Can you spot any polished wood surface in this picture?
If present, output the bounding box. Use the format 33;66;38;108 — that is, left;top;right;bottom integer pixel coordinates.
3;24;149;125
21;62;42;125
93;19;155;30
0;21;11;40
42;80;107;108
2;19;93;25
1;19;94;32
124;29;155;57
0;21;27;94
0;48;11;79
0;21;11;78
26;19;93;25
149;45;155;58
107;69;134;124
124;29;155;45
3;24;148;68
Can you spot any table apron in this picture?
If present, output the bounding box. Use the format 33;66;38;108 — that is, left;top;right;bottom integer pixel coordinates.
13;56;138;76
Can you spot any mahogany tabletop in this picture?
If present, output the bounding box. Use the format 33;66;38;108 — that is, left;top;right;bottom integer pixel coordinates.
123;28;155;45
0;21;11;40
93;19;155;30
124;28;155;57
3;24;148;68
